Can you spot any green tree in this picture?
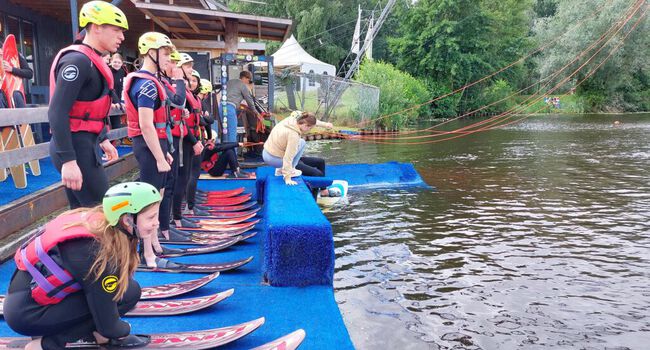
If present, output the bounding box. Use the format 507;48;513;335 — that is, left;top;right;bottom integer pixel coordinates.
354;60;432;129
533;0;649;112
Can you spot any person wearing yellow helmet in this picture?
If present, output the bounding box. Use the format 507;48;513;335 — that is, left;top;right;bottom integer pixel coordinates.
123;31;177;268
48;0;128;209
3;182;160;350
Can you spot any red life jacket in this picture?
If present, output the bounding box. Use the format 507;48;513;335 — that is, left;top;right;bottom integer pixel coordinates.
162;79;188;138
49;45;114;134
201;152;219;172
15;212;96;305
124;72;169;139
185;89;202;138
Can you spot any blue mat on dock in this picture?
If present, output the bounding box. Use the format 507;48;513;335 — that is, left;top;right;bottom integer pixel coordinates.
0;175;355;349
0;146;133;207
326;161;430;188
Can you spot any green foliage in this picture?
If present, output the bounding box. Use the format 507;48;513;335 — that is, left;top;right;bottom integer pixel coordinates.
480;80;517;113
354;60;431;129
533;0;649;112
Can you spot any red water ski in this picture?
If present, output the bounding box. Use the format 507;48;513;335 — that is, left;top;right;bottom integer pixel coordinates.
192;212;256;226
0;317;265;349
184;207;260;220
180;219;260;232
251;329;307;350
198;194;252;206
137;256;253;273
208;201;258;212
0;274;222;315
140;272;220;299
157;237;239;258
200;187;245;198
127;289;233;316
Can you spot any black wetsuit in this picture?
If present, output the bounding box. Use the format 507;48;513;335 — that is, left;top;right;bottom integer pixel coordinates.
4;238;140;350
202;142;239;177
8;54;33;107
161;77;187;227
109;67;127;129
48;46;110;209
200;97;215;140
172;89;201;216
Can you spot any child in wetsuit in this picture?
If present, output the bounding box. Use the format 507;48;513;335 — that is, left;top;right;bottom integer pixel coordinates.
3;182;162;350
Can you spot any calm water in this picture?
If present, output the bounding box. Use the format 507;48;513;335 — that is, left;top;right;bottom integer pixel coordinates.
310;114;650;350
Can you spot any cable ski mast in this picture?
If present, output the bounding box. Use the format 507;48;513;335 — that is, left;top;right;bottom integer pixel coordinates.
323;0;397;120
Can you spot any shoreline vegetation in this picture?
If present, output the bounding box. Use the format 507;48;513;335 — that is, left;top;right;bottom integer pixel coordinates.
240;0;647;131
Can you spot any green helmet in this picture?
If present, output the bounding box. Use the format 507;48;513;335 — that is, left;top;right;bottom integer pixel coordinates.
103;182;161;226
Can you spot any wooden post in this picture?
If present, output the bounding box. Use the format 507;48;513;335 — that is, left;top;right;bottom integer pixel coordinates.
224;19;238;53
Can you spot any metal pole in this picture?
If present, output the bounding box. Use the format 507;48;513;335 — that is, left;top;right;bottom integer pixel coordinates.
70;0;79;41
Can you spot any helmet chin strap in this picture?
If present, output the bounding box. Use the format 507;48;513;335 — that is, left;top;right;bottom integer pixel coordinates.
117;214;139;241
147;49;163;80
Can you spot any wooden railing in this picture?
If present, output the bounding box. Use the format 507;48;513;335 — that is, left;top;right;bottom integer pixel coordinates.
0;107;127;169
0;106;136;244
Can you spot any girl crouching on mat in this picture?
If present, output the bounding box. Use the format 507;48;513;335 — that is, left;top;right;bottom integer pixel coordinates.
3;182;162;350
263;111;340;195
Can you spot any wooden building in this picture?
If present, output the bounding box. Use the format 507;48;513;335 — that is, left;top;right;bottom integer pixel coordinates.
0;0;291;103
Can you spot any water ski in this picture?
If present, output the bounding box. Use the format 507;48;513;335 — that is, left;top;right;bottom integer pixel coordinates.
184;207;260;220
317;180;349;207
137;256;253;273
179;219;260;232
160;227;255;245
0;317;265;349
157;237;239;258
207;201;258;212
251;329;307;350
127;289;233;316
159;228;242;245
1;34;40;187
182;212;256;226
196;187;245;198
140;272;220;299
197;193;252;206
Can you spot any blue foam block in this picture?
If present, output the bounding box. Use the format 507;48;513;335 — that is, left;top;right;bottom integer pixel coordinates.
326;161;430;188
262;175;334;286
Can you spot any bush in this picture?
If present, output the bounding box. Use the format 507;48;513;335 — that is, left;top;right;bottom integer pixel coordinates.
354;60;431;130
480;79;517;113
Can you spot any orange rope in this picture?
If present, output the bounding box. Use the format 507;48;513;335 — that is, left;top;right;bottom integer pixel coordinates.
334;1;647;145
345;0;616;130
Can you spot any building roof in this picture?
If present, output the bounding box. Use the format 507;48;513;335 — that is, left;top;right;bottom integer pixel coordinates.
9;0;292;48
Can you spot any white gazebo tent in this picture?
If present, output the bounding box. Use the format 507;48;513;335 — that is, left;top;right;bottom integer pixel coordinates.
272;35;336;76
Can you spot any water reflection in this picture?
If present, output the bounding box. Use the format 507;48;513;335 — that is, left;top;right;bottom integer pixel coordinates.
314;114;650;349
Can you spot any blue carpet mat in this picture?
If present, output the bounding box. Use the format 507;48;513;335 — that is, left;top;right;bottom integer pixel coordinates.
0;146;133;207
0;177;354;349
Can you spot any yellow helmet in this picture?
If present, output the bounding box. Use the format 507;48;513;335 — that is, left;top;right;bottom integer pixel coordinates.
177;53;194;67
191;70;201;79
138;32;174;55
79;1;129;30
199;79;213;94
170;50;181;62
